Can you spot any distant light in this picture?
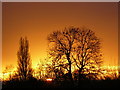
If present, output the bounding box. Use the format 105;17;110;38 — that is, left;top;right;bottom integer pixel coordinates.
46;78;52;82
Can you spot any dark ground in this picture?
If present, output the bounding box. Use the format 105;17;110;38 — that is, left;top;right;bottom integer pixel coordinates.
2;79;120;89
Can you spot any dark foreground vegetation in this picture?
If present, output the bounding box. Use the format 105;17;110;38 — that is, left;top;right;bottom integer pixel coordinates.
2;78;120;89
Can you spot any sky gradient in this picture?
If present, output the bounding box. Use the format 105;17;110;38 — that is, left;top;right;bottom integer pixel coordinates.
2;2;118;71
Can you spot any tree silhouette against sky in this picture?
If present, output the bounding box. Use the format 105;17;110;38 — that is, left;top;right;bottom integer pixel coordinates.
2;27;119;89
72;28;102;82
47;27;102;82
47;27;78;82
17;37;33;80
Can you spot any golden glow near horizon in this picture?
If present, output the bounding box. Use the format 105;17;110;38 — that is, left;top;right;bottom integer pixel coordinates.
2;2;118;79
0;65;119;81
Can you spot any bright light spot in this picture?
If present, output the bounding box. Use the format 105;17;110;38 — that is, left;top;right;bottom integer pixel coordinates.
46;78;52;82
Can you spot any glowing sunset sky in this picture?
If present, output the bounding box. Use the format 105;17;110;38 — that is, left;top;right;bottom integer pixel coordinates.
2;2;118;71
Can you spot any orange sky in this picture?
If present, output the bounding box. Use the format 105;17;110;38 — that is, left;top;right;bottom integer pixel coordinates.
2;2;118;72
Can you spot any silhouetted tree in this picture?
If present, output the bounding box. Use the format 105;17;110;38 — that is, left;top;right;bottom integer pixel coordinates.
47;27;102;82
72;28;102;82
47;27;78;82
46;61;66;81
17;37;33;80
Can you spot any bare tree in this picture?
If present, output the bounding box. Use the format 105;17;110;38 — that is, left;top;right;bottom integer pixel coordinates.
46;59;67;80
47;27;102;82
72;28;102;81
17;37;33;80
47;27;78;82
36;60;47;79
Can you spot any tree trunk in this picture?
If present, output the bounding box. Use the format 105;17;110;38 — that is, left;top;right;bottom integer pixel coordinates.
78;67;83;84
66;53;73;83
68;61;72;80
78;70;81;84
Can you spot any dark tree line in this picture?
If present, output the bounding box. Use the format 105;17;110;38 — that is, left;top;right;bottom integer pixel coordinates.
2;26;120;89
3;27;102;82
14;27;102;83
9;27;102;82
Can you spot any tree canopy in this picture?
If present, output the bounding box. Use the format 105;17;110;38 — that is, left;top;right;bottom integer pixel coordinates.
47;27;102;81
17;37;33;80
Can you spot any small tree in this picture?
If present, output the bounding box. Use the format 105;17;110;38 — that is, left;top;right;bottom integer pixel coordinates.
17;37;33;80
2;65;14;81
